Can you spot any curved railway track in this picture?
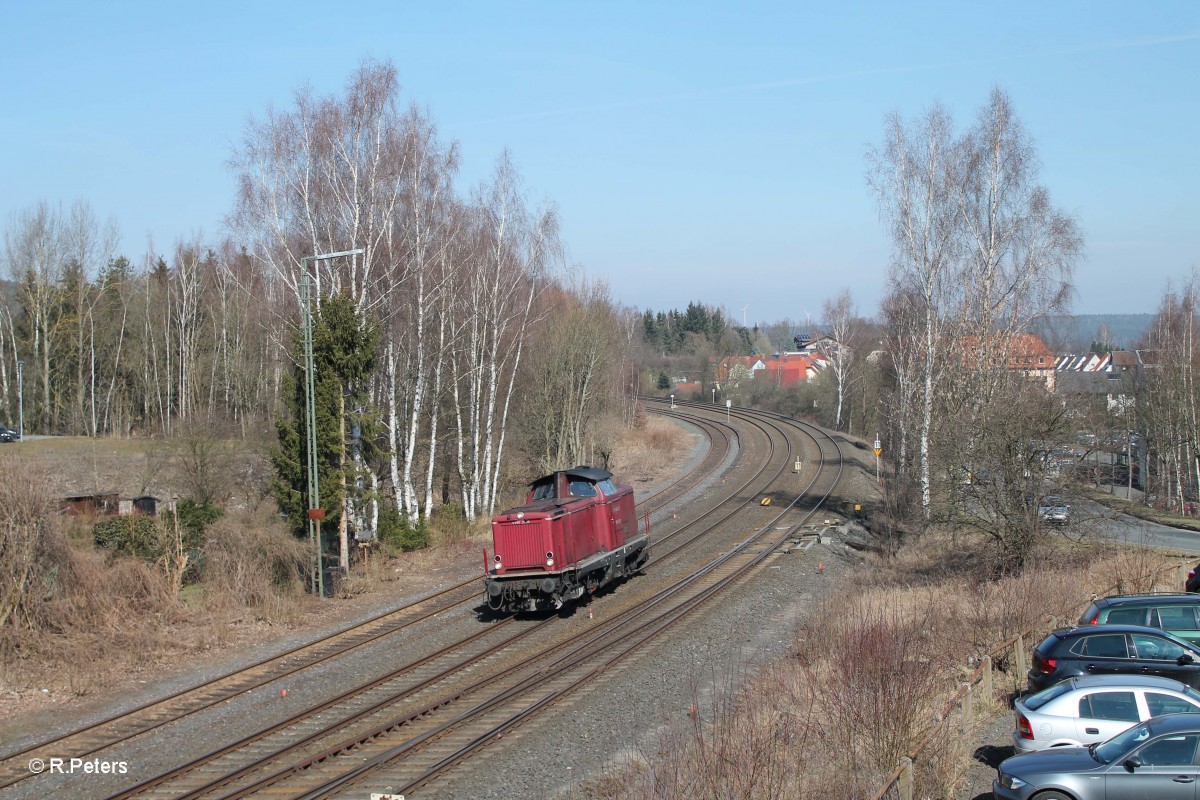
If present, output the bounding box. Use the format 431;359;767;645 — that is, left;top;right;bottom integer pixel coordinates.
0;413;725;792
83;405;782;799
75;401;848;800
4;401;848;800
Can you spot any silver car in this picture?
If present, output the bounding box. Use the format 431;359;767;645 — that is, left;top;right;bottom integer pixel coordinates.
1039;495;1070;523
1014;675;1200;753
995;713;1200;799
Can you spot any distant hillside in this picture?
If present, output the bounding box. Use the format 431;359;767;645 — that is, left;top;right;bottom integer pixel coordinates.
1032;314;1155;352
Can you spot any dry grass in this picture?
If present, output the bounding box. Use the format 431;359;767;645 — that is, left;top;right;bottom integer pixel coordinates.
612;411;691;480
199;513;310;625
0;457;185;697
583;534;1185;800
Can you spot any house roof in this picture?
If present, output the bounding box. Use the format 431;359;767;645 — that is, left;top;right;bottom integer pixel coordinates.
1111;350;1140;367
1056;353;1112;372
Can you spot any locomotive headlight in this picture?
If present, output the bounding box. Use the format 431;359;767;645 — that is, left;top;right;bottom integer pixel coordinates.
494;554;502;564
546;551;554;567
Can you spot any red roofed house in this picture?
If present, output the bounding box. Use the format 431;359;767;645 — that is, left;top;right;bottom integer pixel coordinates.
961;333;1057;391
758;353;818;388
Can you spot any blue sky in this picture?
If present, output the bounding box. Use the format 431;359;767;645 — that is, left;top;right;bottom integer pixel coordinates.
2;1;1197;325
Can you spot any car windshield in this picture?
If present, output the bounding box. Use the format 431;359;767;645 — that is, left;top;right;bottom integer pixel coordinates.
1023;681;1074;711
1185;686;1200;705
1153;629;1200;652
1094;722;1152;764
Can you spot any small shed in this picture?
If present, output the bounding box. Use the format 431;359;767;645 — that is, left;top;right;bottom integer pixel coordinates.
132;495;160;516
62;491;122;517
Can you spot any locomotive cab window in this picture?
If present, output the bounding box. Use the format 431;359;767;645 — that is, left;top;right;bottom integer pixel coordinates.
531;481;556;501
569;480;597;497
597;478;617;495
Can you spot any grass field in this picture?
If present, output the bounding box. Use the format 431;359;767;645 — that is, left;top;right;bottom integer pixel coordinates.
0;433;271;507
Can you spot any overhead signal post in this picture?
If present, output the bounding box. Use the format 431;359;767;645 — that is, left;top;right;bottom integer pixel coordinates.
301;248;364;597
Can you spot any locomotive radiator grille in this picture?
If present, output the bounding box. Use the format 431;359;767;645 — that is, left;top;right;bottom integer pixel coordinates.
494;518;551;571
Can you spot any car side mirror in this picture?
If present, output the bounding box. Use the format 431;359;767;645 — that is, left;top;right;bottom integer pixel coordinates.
1180;653;1196;665
1124;754;1144;771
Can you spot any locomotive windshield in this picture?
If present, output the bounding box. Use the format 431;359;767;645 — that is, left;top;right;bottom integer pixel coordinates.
531;480;556;501
568;480;597;497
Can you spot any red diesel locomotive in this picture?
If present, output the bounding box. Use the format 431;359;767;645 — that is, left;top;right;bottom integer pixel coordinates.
484;466;650;612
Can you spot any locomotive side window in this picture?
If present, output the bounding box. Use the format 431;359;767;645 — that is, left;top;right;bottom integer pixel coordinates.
531;481;556;501
569;480;597;497
597;478;617;495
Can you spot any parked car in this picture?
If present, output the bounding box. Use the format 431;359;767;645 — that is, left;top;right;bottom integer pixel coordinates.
1028;624;1200;693
0;425;18;443
1080;594;1200;644
994;712;1200;800
1038;495;1070;524
1188;564;1200;594
1012;674;1200;753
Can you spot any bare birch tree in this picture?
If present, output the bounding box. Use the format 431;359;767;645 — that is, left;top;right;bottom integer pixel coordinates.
4;201;68;433
819;289;859;432
384;114;460;522
869;91;1080;547
230;59;410;315
867;105;963;518
522;278;621;472
954;88;1078;404
1141;275;1200;510
452;152;558;520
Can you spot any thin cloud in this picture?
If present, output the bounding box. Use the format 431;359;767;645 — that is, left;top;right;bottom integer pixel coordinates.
1056;30;1200;55
457;29;1199;128
456;63;942;128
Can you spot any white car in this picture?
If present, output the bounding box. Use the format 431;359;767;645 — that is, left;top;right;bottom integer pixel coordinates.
1013;674;1200;753
1037;496;1070;523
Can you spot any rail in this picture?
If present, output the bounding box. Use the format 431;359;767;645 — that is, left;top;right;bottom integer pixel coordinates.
869;558;1193;800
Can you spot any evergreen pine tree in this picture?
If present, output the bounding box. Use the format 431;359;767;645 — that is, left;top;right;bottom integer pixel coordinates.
271;292;381;567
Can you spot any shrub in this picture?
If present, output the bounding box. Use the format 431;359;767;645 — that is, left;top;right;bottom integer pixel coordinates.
93;516;165;558
378;507;429;552
1;458;176;639
432;502;470;542
200;514;309;621
168;498;223;542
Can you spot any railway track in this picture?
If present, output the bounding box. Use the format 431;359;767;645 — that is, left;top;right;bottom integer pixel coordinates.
72;401;845;799
0;410;723;794
74;406;774;798
5;401;847;800
331;401;845;799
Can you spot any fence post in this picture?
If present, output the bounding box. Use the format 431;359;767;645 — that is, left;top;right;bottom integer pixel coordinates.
982;654;993;700
898;756;913;800
1015;633;1026;683
963;682;973;724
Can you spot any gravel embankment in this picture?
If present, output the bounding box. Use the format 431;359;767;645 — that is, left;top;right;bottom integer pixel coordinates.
429;539;858;800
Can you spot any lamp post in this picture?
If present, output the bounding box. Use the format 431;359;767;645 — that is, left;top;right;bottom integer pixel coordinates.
15;360;23;440
301;248;364;598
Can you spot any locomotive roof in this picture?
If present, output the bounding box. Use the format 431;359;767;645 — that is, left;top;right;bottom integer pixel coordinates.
529;465;612;484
